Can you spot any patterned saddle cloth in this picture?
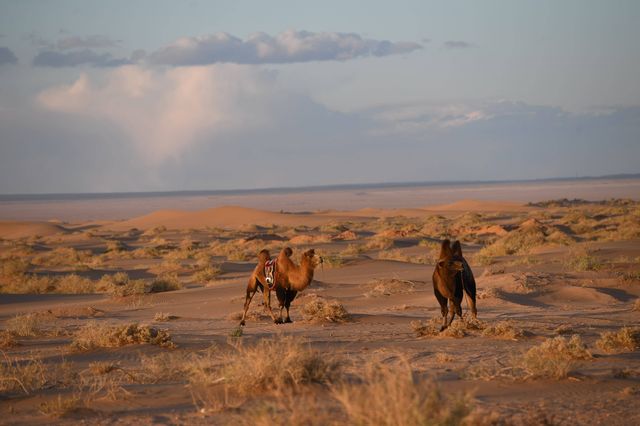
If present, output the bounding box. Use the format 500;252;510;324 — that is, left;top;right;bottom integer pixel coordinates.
264;259;276;290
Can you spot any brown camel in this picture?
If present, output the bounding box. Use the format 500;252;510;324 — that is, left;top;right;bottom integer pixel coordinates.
239;249;281;326
452;240;478;319
273;247;323;323
432;239;465;331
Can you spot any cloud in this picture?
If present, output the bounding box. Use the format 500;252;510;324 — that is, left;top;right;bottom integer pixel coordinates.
148;30;422;66
36;65;284;165
0;47;18;65
56;34;121;50
443;40;475;49
33;49;132;67
19;66;640;192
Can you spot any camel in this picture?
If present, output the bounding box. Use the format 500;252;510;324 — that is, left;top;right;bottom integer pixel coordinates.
273;247;323;323
452;240;478;319
239;249;280;326
238;247;322;326
432;239;465;331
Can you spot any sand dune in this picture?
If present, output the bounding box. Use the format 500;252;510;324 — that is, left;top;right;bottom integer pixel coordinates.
423;199;530;212
0;220;67;239
107;205;376;231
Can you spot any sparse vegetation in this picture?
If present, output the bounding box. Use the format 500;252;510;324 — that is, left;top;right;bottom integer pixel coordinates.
301;296;351;323
596;327;640;353
520;335;592;379
71;322;175;350
364;278;417;297
332;361;473;426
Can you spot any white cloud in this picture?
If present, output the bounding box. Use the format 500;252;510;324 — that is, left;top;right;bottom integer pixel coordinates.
37;65;278;164
148;30;422;66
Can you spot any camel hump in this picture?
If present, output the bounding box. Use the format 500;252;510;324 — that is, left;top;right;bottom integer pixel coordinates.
304;248;315;257
281;247;293;257
439;239;453;259
258;249;271;263
452;240;463;257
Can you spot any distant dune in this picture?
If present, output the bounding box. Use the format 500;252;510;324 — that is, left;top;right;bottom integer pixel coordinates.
0;221;67;239
423;199;530;212
107;205;378;231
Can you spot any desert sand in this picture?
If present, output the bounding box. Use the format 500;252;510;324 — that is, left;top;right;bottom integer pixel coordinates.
1;185;640;425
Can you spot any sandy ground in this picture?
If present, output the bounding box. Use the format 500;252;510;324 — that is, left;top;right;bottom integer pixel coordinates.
1;191;640;425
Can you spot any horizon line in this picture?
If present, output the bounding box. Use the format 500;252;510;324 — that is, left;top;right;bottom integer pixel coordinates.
1;172;639;201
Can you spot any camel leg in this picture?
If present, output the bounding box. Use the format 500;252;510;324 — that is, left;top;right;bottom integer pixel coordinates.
239;288;257;327
464;291;477;319
283;290;296;323
263;288;280;324
446;299;457;328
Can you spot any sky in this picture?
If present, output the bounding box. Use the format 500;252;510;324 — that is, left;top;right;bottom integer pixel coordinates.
0;0;639;194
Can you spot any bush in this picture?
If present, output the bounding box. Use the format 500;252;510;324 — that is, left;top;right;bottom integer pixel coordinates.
71;322;175;350
332;361;473;426
596;327;640;353
301;296;351;323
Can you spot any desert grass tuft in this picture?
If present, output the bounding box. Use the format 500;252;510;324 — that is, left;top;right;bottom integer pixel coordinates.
482;321;525;340
363;278;416;297
520;335;592;379
301;296;351;323
39;394;86;418
221;336;338;395
332;360;473;426
6;312;45;337
596;327;640;353
0;353;47;395
71;321;175;351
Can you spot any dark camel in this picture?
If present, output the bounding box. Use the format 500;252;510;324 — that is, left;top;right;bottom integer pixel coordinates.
432;239;465;331
452;240;478;319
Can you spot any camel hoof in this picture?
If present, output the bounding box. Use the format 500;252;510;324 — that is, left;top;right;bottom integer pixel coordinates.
274;318;283;324
439;325;447;332
239;320;245;327
284;318;292;324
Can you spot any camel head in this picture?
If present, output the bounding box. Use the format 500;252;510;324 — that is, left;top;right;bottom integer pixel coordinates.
436;239;463;278
302;248;323;269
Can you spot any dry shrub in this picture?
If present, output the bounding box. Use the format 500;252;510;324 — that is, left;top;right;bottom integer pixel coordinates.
234;389;336;426
554;324;574;335
434;352;455;364
154;312;178;322
366;237;394;251
150;273;183;292
71;321;175;350
564;247;602;272
332;361;473;426
301;296;351;323
193;265;222;283
410;317;467;338
477;219;573;258
98;272;146;296
0;331;18;348
32;247;92;268
0;354;47;394
39;394;85;418
221;336;338;396
521;335;592;379
78;362;131;401
54;274;96;293
596;327;640;353
340;243;365;257
364;278;416;297
0;257;30;277
6;312;44;337
482;321;525;340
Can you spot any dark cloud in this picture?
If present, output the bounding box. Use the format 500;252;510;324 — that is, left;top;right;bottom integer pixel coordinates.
57;35;121;50
148;30;422;66
443;40;475;49
33;49;132;67
0;47;18;65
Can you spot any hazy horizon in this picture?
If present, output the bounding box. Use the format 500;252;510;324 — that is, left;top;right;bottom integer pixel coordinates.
1;1;639;193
